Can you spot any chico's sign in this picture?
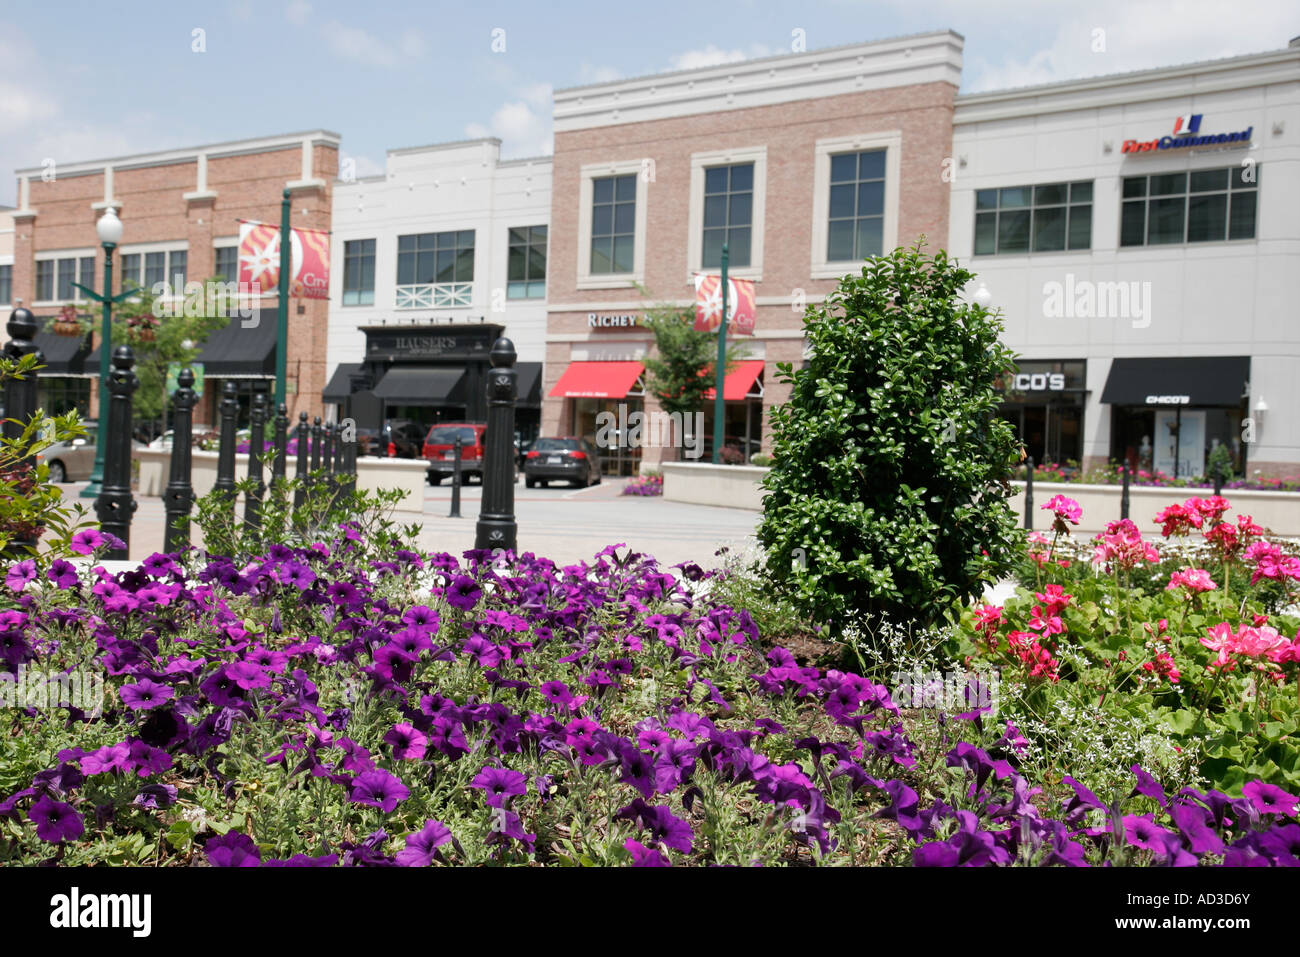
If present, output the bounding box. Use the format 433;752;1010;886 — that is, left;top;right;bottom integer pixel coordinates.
1010;372;1065;392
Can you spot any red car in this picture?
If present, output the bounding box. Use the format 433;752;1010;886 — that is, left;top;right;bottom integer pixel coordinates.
423;423;486;485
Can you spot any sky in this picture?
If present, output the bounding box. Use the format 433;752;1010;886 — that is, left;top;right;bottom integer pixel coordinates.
1;0;1296;206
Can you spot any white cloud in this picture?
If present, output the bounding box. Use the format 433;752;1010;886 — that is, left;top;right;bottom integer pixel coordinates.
285;0;311;26
667;43;778;72
951;0;1298;91
0;79;58;135
466;93;553;158
320;20;424;69
576;62;622;85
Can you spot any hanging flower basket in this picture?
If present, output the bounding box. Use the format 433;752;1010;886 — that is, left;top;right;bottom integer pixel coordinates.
127;312;160;343
53;304;85;337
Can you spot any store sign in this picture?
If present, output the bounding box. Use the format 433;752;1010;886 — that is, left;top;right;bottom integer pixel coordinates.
1013;373;1065;392
588;313;641;329
1146;394;1191;405
1121;115;1253;154
365;325;498;359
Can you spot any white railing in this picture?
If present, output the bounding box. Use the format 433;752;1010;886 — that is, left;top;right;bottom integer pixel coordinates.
395;283;473;308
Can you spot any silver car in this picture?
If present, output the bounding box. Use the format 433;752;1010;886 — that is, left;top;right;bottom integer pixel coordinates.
36;430;97;483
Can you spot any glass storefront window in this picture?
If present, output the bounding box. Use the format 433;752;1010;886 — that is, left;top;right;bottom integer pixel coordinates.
573;397;643;476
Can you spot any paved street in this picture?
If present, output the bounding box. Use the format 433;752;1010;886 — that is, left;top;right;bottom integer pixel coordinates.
60;478;763;569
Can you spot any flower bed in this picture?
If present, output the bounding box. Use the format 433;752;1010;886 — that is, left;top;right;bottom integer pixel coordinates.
2;513;1297;866
1021;461;1300;492
621;472;663;497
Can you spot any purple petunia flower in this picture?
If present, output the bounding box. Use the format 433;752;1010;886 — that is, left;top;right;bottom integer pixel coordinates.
69;529;106;555
624;838;671;866
1242;780;1298;817
395;819;454;866
470;766;528;808
133;784;178;810
29;795;84;843
205;830;260;867
384;723;428;761
445;575;482;611
46;559;79;590
349;769;410;813
5;560;37;592
119;678;174;711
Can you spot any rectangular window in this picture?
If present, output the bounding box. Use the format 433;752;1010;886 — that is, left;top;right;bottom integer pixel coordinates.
1120;166;1258;247
36;261;54;301
0;264;11;305
974;181;1093;255
120;253;141;290
214;246;239;282
397;230;474;285
343;238;376;306
144;252;166;288
507;226;547;299
702;163;753;268
78;256;96;295
168;250;187;288
590;174;636;274
827;150;886;262
56;259;77;301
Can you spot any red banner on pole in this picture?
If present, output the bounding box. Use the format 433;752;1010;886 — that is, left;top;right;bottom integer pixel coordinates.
693;273;755;335
238;221;330;299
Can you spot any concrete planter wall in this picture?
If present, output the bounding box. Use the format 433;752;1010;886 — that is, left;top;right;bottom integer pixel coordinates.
133;450;428;516
662;462;769;510
657;466;1300;537
1011;481;1300;537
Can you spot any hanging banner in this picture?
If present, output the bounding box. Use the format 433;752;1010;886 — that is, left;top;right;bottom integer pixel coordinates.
237;221;331;299
693;273;756;335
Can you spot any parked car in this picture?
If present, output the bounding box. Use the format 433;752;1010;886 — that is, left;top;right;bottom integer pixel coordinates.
145;426;213;451
523;437;602;488
36;432;97;483
423;423;486;485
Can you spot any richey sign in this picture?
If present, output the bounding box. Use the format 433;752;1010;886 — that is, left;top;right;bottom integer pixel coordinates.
588;313;641;329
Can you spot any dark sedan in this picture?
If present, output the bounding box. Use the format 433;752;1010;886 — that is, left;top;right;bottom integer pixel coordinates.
523;437;602;488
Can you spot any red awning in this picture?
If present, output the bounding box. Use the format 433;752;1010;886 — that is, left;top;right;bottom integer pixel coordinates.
549;361;645;399
703;360;765;401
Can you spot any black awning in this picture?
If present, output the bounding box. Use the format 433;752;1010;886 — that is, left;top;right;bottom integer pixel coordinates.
192;318;277;377
323;363;362;402
516;362;542;407
1101;357;1250;407
372;366;466;405
33;318;92;375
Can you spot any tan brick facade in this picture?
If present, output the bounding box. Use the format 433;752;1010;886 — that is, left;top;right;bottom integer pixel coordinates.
545;81;956;468
12;135;337;424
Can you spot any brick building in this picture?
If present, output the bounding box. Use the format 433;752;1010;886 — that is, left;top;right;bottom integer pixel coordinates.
544;31;962;473
10;130;339;427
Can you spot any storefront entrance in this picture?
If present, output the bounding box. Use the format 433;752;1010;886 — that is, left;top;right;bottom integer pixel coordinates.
996;360;1086;469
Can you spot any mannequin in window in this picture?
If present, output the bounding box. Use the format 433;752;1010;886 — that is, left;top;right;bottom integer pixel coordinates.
1138;434;1153;473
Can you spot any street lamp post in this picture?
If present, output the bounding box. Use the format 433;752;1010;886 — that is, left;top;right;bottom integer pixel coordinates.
75;207;134;499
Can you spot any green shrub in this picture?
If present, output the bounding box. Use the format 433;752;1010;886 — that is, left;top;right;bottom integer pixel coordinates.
757;242;1021;639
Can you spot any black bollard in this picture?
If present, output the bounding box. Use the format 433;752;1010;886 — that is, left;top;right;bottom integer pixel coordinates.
245;393;267;531
94;346;138;560
475;338;518;552
214;382;238;509
341;424;357;497
1213;463;1223;497
271;401;288;491
332;421;345;474
163;368;197;553
294;411;309;510
310;416;323;475
449;434;463;518
2;308;44;555
1023;456;1034;531
1121;462;1131;520
2;307;43;461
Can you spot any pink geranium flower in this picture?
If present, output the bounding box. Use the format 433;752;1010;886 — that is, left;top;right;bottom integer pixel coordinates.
1166;568;1217;594
1041;494;1082;526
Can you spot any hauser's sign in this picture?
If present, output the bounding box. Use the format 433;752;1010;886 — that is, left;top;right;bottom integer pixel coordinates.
362;324;501;360
1122;115;1253;154
588;313;641;329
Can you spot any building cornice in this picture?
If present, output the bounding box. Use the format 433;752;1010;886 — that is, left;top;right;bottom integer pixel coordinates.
553;31;962;132
15;130;341;179
955;47;1300;124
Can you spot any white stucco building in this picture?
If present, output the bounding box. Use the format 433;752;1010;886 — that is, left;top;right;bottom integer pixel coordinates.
950;37;1300;478
325;138;551;436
